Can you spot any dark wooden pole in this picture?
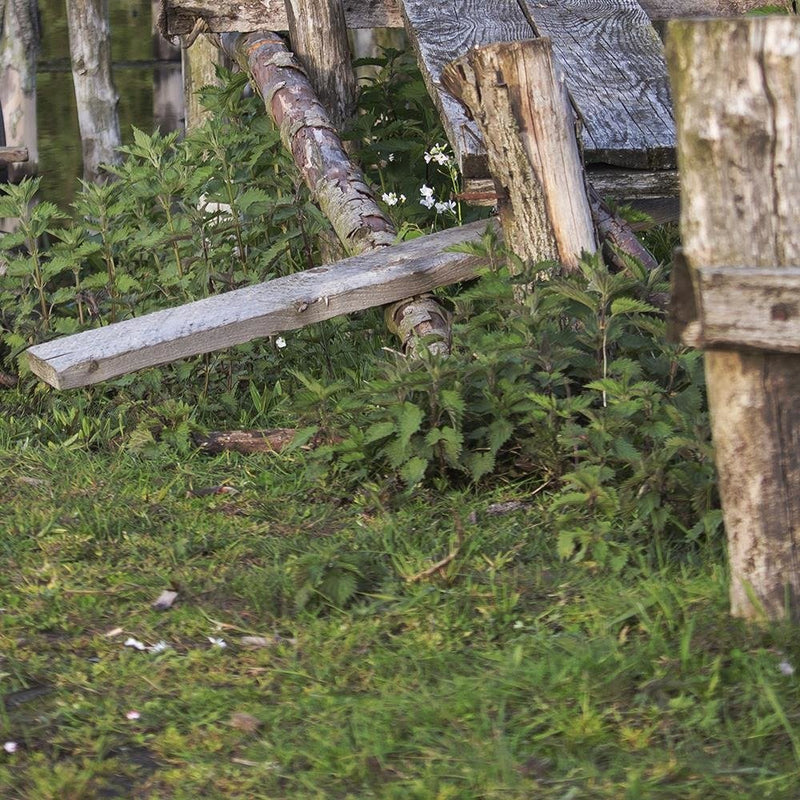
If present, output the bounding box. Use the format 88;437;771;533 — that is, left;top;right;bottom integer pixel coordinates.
284;0;357;130
666;17;800;621
442;39;597;276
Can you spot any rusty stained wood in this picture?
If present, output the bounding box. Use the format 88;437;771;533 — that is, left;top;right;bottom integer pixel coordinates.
667;17;800;621
160;0;771;36
25;219;498;389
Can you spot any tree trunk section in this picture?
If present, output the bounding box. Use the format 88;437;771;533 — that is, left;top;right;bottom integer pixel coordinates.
442;39;597;277
666;18;800;621
0;0;39;181
285;0;357;130
220;31;450;354
66;0;121;182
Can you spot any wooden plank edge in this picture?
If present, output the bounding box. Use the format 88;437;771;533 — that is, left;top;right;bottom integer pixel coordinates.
26;220;497;389
162;0;769;36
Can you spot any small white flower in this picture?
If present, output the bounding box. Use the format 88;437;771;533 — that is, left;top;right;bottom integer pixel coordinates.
148;641;170;654
125;710;141;721
388;153;395;162
3;742;18;754
420;196;435;209
382;192;399;207
513;620;525;630
208;636;227;648
434;200;457;215
779;660;795;676
420;184;434;199
124;637;146;651
275;336;287;349
399;194;406;203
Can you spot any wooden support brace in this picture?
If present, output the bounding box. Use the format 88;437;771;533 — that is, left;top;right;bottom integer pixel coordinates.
25;220;498;389
666;17;800;621
285;0;357;130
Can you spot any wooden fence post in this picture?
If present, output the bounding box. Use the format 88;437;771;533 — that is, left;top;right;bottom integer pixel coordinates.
666;18;800;621
442;39;597;275
285;0;357;130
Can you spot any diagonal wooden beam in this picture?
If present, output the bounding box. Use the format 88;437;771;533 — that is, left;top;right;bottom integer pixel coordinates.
26;220;498;389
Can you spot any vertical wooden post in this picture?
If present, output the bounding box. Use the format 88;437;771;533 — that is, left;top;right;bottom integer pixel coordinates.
285;0;357;130
666;18;800;621
442;39;597;275
153;0;184;133
66;0;122;182
181;34;224;132
0;0;39;181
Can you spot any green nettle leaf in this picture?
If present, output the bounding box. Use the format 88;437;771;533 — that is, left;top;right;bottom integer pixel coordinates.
609;297;660;317
365;421;397;443
487;417;514;455
396;402;424;447
466;451;495;483
400;456;428;487
557;529;577;560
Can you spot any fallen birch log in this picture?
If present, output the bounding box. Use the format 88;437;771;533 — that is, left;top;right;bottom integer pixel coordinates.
26;220;497;389
218;31;451;353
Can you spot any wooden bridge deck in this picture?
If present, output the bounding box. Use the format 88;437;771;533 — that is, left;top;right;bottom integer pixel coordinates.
161;0;745;201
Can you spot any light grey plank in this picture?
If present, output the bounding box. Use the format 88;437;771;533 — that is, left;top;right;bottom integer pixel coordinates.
399;0;534;179
519;0;676;169
26;220;496;389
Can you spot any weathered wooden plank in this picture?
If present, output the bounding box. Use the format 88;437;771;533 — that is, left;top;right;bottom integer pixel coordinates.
26;220;496;389
518;0;676;169
161;0;771;36
400;0;533;179
0;146;28;164
691;267;800;353
162;0;402;36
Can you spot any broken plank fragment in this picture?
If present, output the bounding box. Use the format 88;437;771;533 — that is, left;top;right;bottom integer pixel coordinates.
25;220;498;390
0;147;28;164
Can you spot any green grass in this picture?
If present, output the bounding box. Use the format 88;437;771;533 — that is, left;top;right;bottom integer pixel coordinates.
1;438;799;799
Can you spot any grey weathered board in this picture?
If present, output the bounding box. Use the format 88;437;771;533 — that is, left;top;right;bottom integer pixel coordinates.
26;220;496;389
520;0;676;169
401;0;676;181
162;0;771;36
399;0;532;180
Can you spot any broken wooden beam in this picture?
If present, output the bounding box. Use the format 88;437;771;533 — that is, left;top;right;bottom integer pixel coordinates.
442;38;597;274
26;219;497;389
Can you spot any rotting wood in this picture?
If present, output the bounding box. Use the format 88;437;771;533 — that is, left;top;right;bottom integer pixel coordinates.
159;0;767;37
25;219;498;389
666;17;800;621
218;30;451;354
182;33;225;131
442;38;596;275
192;428;335;454
0;146;28;164
517;0;675;170
285;0;357;130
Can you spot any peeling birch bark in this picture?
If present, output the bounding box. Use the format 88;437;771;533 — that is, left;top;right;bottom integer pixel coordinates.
219;31;451;354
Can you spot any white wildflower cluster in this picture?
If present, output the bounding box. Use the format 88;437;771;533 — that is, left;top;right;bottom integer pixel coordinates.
381;192;406;207
424;143;453;167
419;184;457;216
